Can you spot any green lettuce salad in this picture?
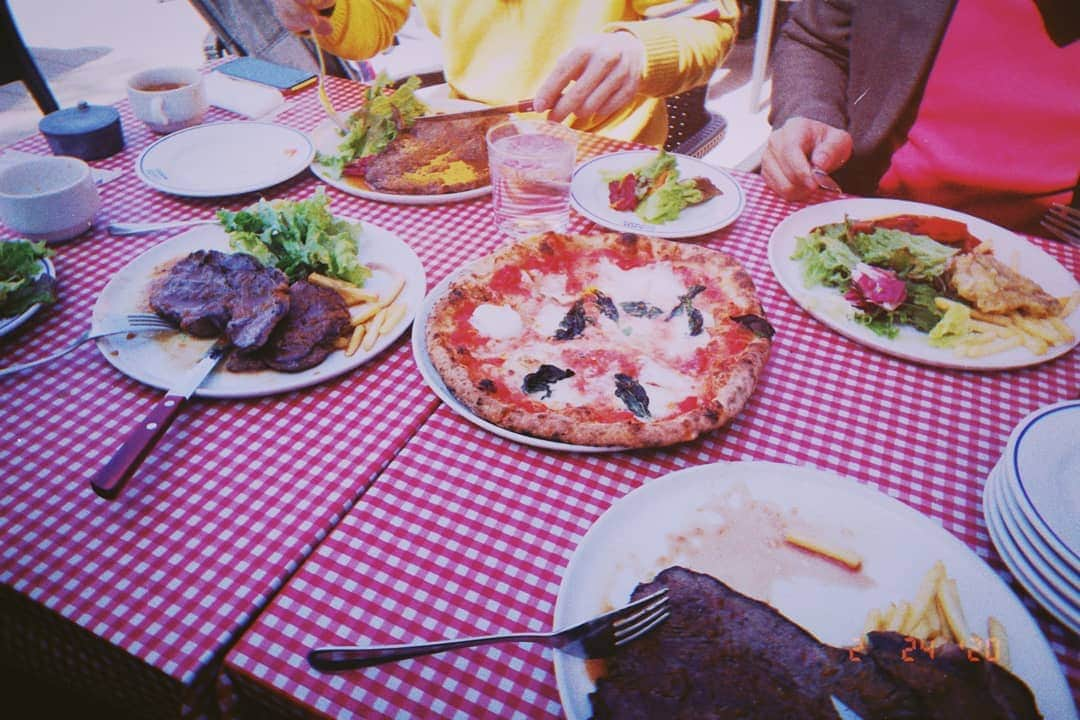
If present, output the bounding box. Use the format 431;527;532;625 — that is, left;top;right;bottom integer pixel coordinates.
315;73;428;179
218;191;370;286
792;219;960;339
603;150;720;224
0;239;55;318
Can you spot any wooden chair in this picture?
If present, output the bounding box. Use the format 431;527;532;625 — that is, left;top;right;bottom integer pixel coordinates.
0;0;59;115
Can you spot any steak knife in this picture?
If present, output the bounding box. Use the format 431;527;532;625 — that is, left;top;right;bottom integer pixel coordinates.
90;338;229;500
413;99;534;123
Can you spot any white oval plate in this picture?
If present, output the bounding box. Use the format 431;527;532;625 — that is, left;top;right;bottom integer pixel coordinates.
93;222;425;398
309;91;493;205
555;461;1075;720
0;257;54;337
569;150;745;238
1009;400;1080;560
984;467;1080;633
767;198;1080;370
410;266;624;453
136;121;314;197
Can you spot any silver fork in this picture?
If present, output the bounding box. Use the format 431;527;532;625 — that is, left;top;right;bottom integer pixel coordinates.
1040;203;1080;247
307;587;670;672
0;313;174;377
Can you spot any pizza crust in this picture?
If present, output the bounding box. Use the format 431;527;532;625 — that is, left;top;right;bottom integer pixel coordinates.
426;232;772;448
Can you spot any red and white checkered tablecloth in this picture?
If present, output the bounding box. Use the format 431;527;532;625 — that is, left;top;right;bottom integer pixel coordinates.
0;75;565;717
224;171;1079;717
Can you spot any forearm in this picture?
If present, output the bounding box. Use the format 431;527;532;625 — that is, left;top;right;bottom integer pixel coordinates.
768;0;853;130
322;0;412;60
609;0;740;98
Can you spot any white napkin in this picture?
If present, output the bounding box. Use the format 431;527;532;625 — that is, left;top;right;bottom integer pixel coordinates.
206;72;286;120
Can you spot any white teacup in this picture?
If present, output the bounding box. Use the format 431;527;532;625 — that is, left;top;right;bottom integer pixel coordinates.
0;156;101;243
126;67;208;134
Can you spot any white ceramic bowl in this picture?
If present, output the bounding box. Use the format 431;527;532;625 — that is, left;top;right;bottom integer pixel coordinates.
0;156;100;242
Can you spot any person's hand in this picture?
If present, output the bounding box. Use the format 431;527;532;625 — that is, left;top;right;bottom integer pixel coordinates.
270;0;335;36
534;32;645;124
761;117;853;200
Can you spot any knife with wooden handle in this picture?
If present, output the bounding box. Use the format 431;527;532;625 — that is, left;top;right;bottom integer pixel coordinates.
90;338;229;500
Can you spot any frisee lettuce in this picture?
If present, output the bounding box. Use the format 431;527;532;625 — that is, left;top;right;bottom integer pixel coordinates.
218;191;370;286
0;239;55;318
315;74;428;179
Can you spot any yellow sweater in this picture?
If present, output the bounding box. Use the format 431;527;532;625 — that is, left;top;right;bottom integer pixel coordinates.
323;0;739;146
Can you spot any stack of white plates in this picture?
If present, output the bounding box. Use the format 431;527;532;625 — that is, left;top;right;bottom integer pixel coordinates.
982;400;1080;633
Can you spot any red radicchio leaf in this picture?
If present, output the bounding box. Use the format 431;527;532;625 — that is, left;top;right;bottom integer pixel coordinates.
608;174;638;211
846;263;907;311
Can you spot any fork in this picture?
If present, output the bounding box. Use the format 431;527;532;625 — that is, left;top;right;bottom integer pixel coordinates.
1040;203;1080;247
0;313;174;377
307;587;670;672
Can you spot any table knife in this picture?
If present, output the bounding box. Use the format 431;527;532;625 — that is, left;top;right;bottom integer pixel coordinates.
413;99;534;123
831;696;864;720
90;338;229;500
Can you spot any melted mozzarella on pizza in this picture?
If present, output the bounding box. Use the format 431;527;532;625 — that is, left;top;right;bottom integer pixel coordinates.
466;259;716;419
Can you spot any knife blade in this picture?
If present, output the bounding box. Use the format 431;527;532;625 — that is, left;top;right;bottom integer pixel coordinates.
90;338;229;500
413;99;535;123
831;695;865;720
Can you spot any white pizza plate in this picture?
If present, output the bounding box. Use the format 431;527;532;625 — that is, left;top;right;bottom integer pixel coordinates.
0;257;54;337
309;87;493;205
569;150;745;238
767;198;1080;370
554;461;1076;720
410;266;625;453
984;465;1080;633
93;221;425;398
135;121;314;197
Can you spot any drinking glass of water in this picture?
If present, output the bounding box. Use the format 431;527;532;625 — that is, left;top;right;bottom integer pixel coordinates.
486;119;577;238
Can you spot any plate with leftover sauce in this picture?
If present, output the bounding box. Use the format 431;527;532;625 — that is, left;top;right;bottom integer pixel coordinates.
135;121;314;197
554;461;1075;720
569;150;744;238
93;222;425;398
0;257;54;338
309;87;495;205
768;198;1080;370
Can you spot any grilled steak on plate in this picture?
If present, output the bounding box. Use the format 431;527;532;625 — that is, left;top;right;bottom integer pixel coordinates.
589;566;1041;720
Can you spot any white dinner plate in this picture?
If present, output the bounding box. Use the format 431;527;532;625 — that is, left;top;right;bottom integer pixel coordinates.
1008;400;1080;560
554;461;1075;720
93;221;425;398
309;90;493;205
410;266;624;453
0;257;54;337
135;121;314;197
984;467;1080;633
987;463;1080;611
569;150;745;238
767;198;1080;370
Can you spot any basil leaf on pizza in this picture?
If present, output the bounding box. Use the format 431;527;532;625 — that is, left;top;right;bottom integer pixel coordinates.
425;232;773;448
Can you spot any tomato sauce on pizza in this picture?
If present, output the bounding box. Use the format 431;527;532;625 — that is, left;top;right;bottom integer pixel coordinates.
425;232;773;447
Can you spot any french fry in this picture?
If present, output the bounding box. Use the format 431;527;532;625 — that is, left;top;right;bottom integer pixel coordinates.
378;301;407;336
1060;292;1080;316
309;272;379;305
783;531;863;570
1013;315;1058;345
905;562;945;633
988;616;1010;669
970;309;1013;325
362;309;386;351
378;273;406;309
962;334;1022;358
935;578;970;645
880;603;899;632
350;302;381;326
332;336;350;350
862;608;883;637
345;324;365;356
1049;317;1075;344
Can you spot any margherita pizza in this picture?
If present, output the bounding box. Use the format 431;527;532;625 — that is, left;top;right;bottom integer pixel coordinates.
425;231;773;448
